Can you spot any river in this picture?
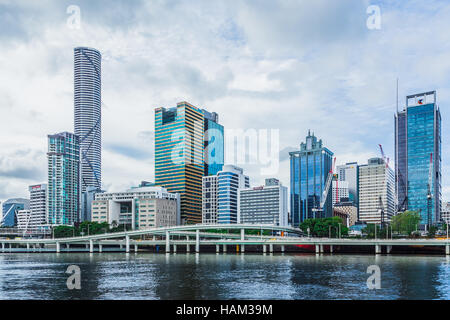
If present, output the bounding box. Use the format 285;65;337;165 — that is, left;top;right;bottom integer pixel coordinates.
0;253;448;300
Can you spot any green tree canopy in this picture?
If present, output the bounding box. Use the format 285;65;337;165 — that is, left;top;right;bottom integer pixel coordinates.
300;217;348;237
391;210;421;236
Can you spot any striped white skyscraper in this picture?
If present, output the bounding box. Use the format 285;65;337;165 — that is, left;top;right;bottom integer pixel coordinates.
74;47;102;193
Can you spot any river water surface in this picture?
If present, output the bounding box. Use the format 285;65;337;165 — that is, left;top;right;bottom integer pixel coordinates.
0;253;449;300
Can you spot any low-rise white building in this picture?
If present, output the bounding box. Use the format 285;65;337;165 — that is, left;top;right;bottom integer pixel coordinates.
92;183;180;230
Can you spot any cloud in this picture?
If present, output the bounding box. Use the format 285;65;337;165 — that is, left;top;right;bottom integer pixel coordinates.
105;143;152;160
1;0;450;205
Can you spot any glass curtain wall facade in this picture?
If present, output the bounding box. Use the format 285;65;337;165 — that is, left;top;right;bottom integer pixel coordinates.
203;110;224;176
155;102;204;224
290;131;333;227
217;165;249;224
47;132;81;225
395;91;441;225
1;199;30;227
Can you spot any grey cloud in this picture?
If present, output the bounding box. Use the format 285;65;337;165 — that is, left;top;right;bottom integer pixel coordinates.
105;143;152;160
279;146;297;162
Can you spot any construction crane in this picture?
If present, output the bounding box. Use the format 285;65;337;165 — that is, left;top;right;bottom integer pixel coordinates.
312;157;336;217
427;153;433;231
378;144;390;169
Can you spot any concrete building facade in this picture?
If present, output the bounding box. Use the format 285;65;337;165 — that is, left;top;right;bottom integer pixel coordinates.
202;165;249;224
358;158;395;224
92;184;179;230
239;178;288;226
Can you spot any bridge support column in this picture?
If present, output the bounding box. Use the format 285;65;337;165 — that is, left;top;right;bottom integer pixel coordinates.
216;245;220;253
166;231;170;253
375;245;381;254
195;229;200;253
56;242;60;253
281;245;285;253
387;245;393;254
134;244;138;253
26;243;30;251
263;245;267;253
241;244;245;253
99;244;102;253
125;235;130;253
269;244;273;253
89;240;93;253
173;244;177;253
446;245;449;255
186;236;190;253
330;245;333;253
315;245;319;254
320;245;324;253
1;243;4;252
223;244;227;253
240;229;245;241
66;244;70;250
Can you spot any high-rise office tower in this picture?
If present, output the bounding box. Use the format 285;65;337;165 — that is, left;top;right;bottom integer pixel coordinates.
155;102;223;224
239;178;288;226
202;165;249;224
28;184;47;227
332;180;349;206
337;162;359;205
289;131;334;226
358;158;395;224
47;132;81;225
395;91;441;225
74;47;102;194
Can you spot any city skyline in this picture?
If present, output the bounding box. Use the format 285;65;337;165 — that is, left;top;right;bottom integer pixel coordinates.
1;1;450;206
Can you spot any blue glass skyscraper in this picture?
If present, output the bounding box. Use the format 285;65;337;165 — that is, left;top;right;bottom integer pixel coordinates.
290;131;334;227
217;165;249;224
395;91;441;225
203;110;224;176
47;132;81;225
1;199;30;227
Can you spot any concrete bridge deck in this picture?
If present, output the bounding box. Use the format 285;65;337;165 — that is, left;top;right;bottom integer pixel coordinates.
0;224;449;255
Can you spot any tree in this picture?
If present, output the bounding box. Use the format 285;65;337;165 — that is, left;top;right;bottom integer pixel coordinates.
391;211;421;236
53;225;75;238
300;217;348;237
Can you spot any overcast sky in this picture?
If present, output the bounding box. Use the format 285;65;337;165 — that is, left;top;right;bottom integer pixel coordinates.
1;0;450;204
